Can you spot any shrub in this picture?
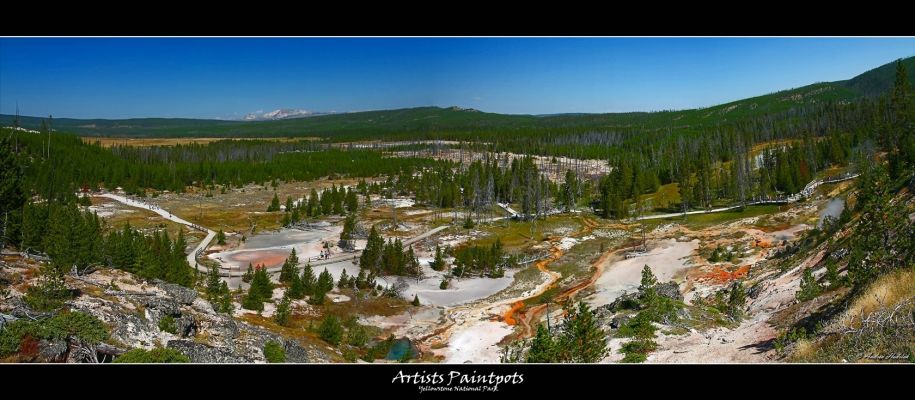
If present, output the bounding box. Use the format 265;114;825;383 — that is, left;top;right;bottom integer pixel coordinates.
263;340;285;363
797;267;823;302
43;311;109;344
0;320;38;357
319;314;343;345
114;348;190;363
274;295;291;326
23;270;73;312
158;315;178;334
620;339;657;363
0;312;108;357
616;312;656;339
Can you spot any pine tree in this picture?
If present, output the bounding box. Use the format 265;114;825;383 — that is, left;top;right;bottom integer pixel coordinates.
279;249;299;283
285;196;294;213
317;268;334;294
216;281;234;313
267;193;280;212
0;137;25;249
242;287;264;312
359;225;384;272
310;268;334;305
171;230;193;286
287;271;305;299
242;263;254;283
638;265;658;306
405;246;421;277
797;267;822;302
332;194;344;215
339;213;357;249
525;324;557;363
345;189;359;213
431;245;446;271
354;269;365;289
338;268;350;289
301;263;316;295
216;229;226;245
556;301;608;363
318;314;343;345
412;294;420;306
205;264;222;303
825;259;841;289
249;265;275;301
274;294;292;326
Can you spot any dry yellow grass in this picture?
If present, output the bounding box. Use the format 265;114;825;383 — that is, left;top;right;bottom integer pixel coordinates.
150;178;366;234
82;137;318;148
792;338;816;360
92;197;195;240
843;268;915;327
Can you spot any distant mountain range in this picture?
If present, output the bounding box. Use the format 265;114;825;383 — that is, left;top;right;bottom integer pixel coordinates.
2;56;912;138
242;109;336;121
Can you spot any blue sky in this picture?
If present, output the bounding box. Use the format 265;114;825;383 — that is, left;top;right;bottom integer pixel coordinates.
1;37;913;119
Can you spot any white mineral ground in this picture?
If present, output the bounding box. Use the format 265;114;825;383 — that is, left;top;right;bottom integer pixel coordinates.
208;226;344;272
643;250;821;363
585;238;699;308
93;179;849;364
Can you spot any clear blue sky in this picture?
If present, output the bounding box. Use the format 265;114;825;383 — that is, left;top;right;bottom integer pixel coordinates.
1;37;913;119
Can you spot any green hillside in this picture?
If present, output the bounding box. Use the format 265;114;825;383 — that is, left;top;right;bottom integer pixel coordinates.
840;55;915;97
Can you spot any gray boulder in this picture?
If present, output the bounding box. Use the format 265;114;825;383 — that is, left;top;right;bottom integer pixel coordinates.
206;316;239;341
608;291;641;311
610;315;631;329
38;339;69;361
176;315;198;337
0;313;17;330
156;281;198;305
593;304;617;328
283;340;310;363
656;282;683;301
143;297;181;316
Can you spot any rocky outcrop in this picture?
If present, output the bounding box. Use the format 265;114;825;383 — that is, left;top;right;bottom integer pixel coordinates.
176;315;198;337
71;296;160;349
156;281;198;305
38;339;69;361
607;291;640;311
143;297;181;316
167;340;253;363
3;260;339;364
284;340;311;363
656;282;683;301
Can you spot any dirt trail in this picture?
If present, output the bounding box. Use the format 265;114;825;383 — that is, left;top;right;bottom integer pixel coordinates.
95;193;215;272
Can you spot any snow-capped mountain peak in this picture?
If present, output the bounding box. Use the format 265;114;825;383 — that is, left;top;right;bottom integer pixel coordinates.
243;108;327;121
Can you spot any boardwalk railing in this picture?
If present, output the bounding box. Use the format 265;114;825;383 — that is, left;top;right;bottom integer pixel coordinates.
633;172;860;221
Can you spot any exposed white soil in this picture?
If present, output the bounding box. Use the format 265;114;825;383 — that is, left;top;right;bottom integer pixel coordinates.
587;238;700;308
